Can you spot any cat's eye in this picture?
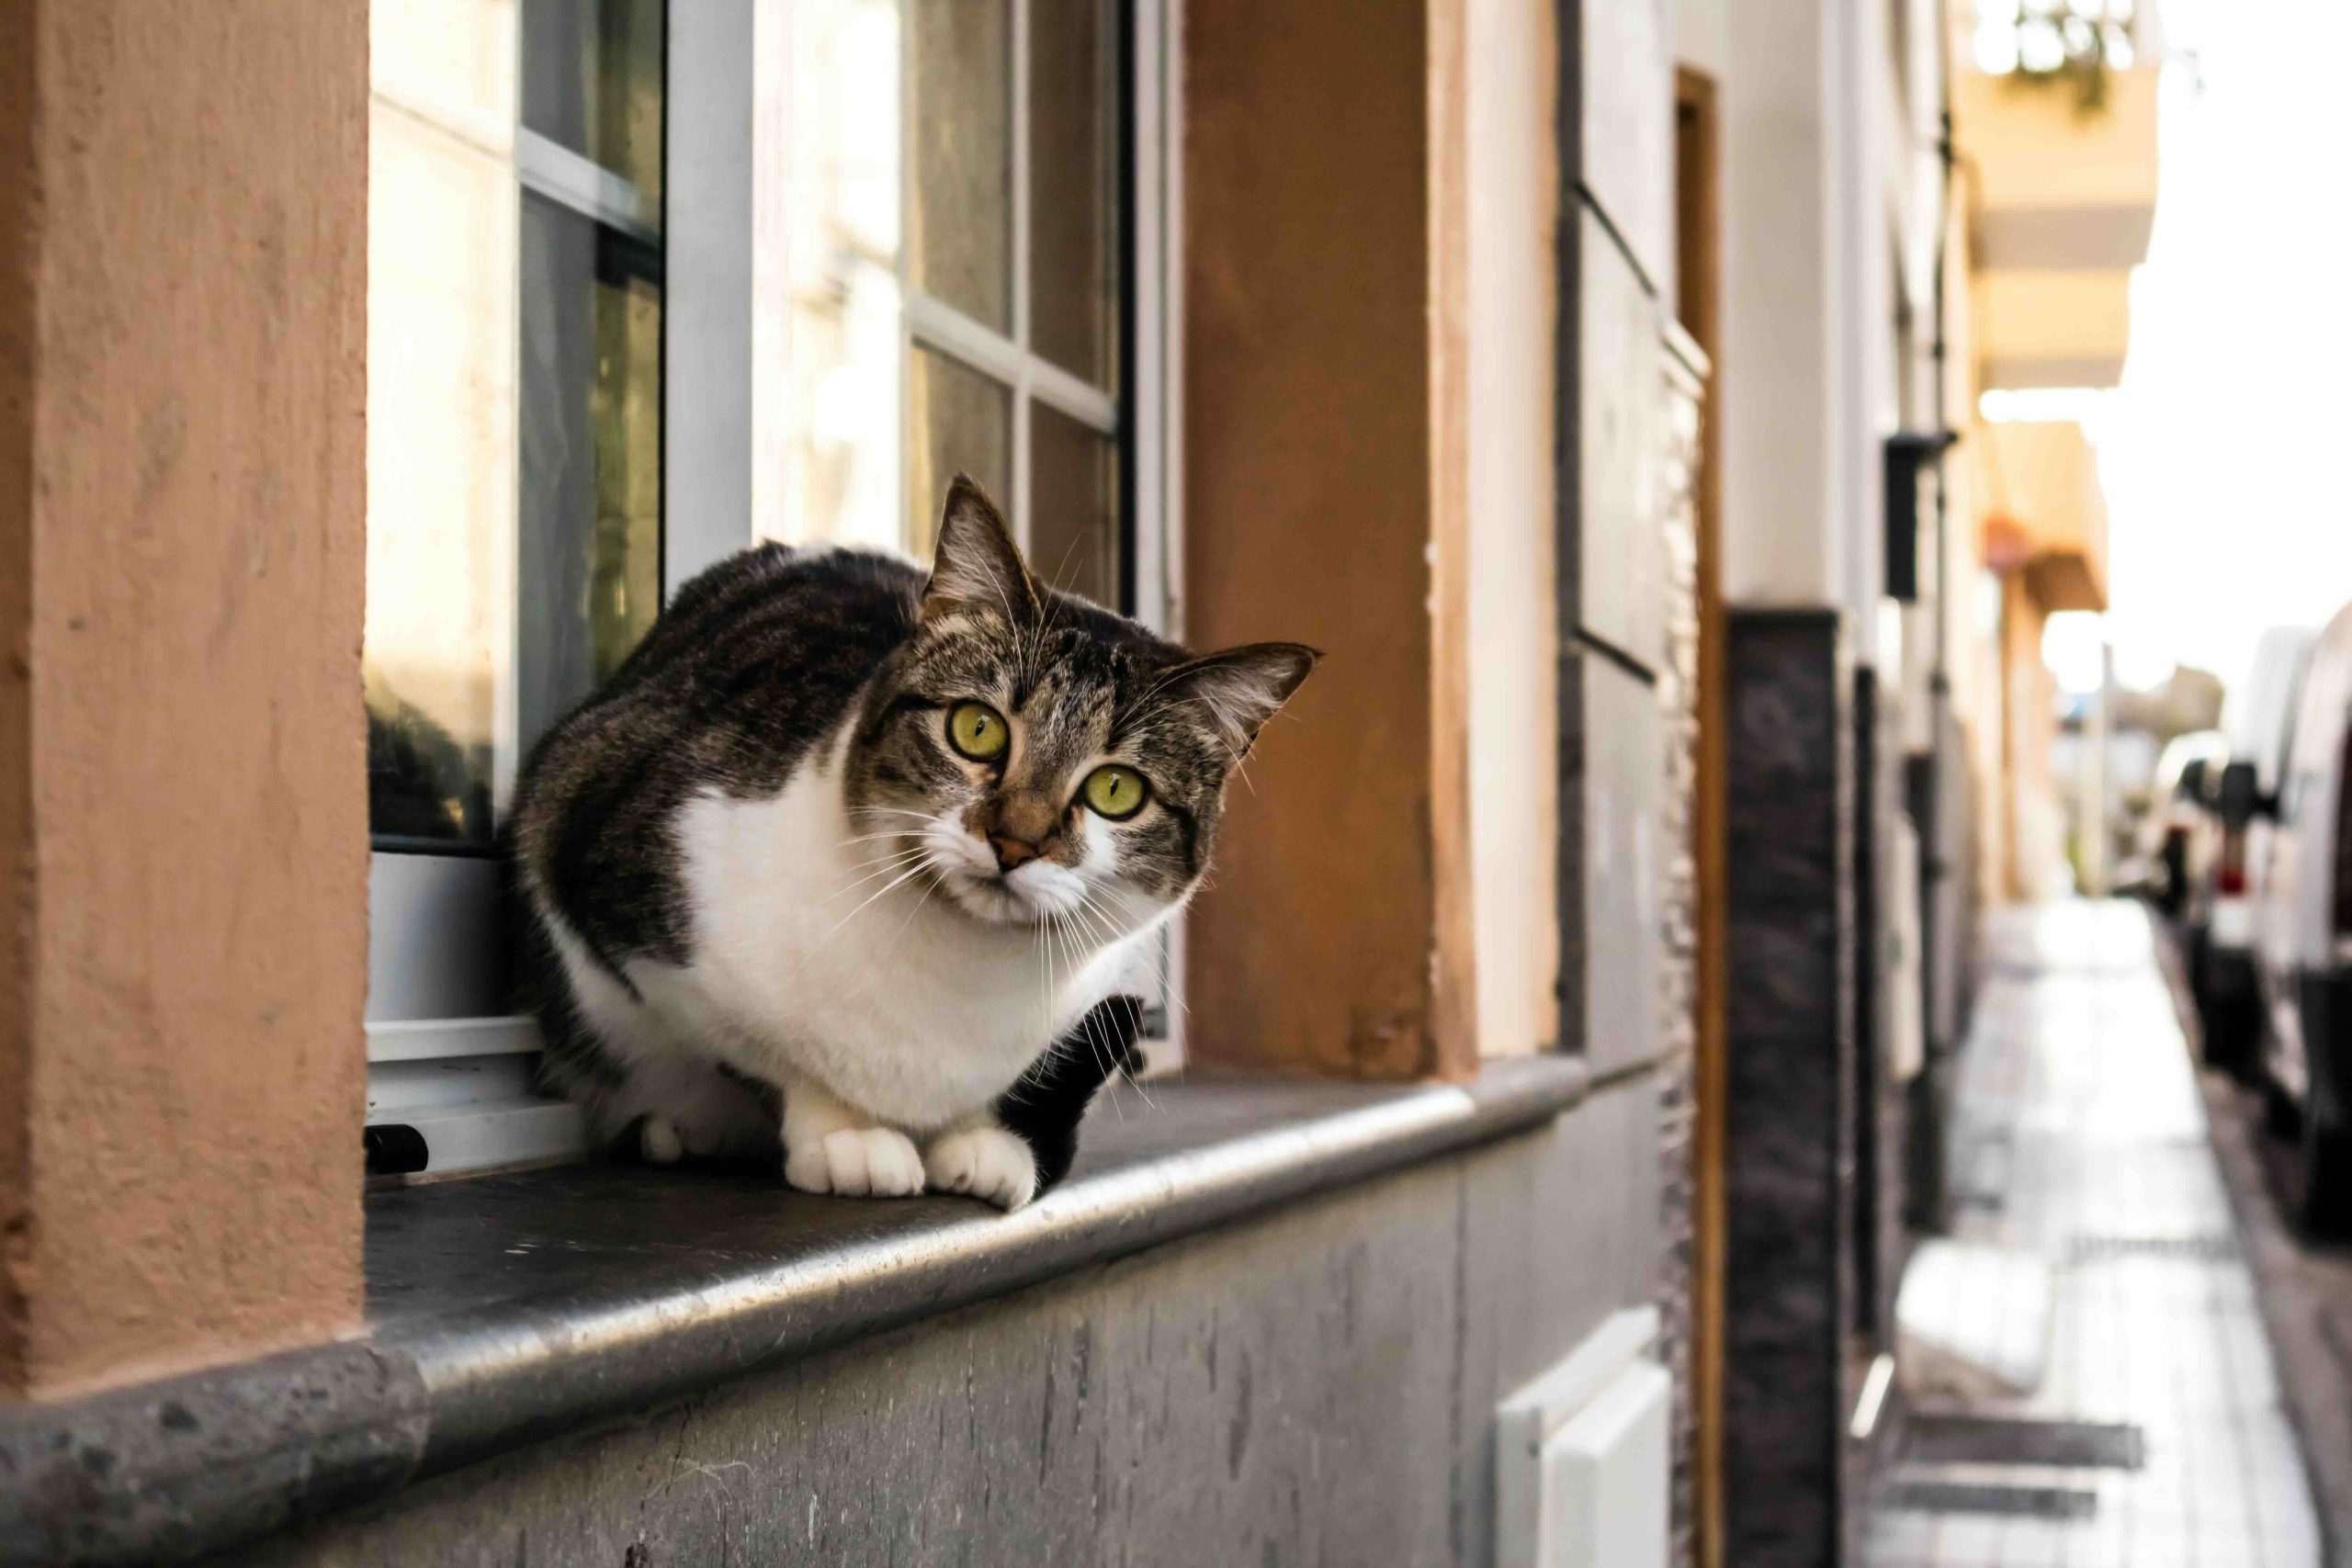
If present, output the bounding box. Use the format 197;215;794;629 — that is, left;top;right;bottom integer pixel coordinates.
1080;764;1148;821
946;702;1011;762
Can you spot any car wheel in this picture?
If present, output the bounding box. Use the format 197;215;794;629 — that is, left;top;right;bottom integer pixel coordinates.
2205;995;2256;1079
2304;1113;2352;1236
2264;1074;2302;1140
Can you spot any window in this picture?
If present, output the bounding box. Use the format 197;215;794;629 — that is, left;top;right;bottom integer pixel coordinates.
364;0;1177;1178
772;0;1131;606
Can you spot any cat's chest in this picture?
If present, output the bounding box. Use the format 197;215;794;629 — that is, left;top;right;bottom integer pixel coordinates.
666;773;1107;1122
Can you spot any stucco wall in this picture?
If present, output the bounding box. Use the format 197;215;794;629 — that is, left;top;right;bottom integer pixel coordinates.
245;1078;1663;1567
0;0;368;1395
1183;0;1476;1077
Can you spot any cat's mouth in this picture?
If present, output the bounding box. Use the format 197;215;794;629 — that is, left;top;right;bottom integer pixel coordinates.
910;823;1091;928
941;870;1036;925
934;864;1061;926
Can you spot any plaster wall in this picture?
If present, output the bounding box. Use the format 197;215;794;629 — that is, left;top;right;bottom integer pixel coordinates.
1718;0;1841;612
1183;0;1476;1078
1713;0;1936;660
1675;0;1730;84
0;0;369;1394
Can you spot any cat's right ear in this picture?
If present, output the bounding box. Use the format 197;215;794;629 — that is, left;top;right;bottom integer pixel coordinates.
922;476;1039;626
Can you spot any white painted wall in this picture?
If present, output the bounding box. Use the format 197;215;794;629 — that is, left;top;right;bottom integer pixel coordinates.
1700;0;1940;671
1466;0;1561;1057
1717;0;1840;612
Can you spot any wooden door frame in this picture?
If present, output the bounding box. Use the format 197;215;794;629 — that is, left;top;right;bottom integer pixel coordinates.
1674;62;1729;1568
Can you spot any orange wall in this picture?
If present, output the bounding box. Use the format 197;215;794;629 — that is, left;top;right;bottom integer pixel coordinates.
1183;0;1476;1078
0;0;368;1395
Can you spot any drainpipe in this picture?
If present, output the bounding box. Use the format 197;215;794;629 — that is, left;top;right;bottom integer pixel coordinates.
1907;17;1962;1234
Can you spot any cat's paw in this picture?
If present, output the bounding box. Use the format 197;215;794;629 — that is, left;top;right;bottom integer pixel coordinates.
785;1126;925;1198
923;1126;1038;1212
639;1115;686;1166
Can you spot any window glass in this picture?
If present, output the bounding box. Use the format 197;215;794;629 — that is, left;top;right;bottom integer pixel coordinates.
520;0;667;208
907;0;1012;333
1031;404;1118;604
783;0;905;552
365;11;519;848
365;0;665;845
779;0;1128;610
1029;0;1118;389
517;197;664;752
908;349;1013;558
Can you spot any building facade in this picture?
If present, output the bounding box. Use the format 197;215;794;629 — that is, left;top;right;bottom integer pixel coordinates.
0;1;2151;1563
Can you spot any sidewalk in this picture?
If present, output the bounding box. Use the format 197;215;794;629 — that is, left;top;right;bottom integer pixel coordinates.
1864;901;2323;1568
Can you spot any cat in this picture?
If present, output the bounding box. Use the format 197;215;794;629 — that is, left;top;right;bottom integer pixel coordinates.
510;477;1317;1210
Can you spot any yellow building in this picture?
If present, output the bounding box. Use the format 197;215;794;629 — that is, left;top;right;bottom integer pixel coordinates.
1950;2;2162;900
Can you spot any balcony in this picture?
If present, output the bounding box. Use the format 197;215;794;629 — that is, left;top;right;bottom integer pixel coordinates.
1978;418;2110;612
1954;3;2163;389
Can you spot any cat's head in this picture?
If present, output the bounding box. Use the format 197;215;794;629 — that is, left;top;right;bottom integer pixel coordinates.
844;477;1317;938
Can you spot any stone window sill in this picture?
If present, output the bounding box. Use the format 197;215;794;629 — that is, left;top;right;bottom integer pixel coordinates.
0;1056;1589;1567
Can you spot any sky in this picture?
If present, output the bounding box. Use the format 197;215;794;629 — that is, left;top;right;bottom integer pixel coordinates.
2037;0;2352;695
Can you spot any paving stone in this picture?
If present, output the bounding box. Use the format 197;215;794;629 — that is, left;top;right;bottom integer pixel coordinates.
1861;902;2324;1568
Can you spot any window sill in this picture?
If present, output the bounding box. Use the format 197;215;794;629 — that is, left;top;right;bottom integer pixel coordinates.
0;1056;1589;1567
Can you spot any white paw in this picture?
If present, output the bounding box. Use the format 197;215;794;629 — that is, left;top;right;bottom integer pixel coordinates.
785;1126;925;1198
640;1115;685;1166
923;1127;1038;1213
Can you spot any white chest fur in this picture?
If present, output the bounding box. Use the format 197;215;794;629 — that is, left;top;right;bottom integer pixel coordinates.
596;739;1139;1133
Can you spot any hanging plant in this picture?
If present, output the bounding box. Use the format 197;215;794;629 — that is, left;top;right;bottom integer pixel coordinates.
2001;1;2135;118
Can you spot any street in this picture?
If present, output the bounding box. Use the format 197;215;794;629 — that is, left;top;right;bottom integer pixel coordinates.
1867;902;2322;1567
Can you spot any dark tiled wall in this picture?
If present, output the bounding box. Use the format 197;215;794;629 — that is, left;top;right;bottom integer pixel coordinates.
1724;609;1857;1567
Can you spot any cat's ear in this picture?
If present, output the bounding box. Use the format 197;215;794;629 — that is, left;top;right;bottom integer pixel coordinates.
1160;642;1321;767
922;476;1039;626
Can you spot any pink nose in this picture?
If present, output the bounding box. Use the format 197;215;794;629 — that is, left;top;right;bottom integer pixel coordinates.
990;835;1041;871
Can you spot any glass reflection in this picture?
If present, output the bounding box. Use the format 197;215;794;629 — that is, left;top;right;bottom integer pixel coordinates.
521;0;666;211
908;0;1012;331
1030;0;1117;388
1031;404;1119;606
517;195;663;759
909;349;1012;558
779;0;905;551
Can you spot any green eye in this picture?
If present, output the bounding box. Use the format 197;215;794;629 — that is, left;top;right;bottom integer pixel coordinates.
947;702;1010;761
1081;764;1148;820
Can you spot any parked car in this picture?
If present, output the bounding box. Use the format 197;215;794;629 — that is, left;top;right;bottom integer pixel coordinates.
2133;728;2228;918
2188;626;2317;1074
2256;601;2352;1228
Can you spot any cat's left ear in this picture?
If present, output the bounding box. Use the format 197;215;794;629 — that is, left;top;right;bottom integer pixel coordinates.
1160;642;1321;767
922;475;1039;626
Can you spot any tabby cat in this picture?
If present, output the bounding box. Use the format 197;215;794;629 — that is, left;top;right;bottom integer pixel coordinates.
511;478;1316;1210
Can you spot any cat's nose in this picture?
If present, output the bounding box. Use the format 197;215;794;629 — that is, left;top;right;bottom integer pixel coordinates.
989;834;1043;872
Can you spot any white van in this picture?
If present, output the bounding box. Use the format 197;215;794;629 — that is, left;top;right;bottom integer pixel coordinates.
2256;601;2352;1226
2190;625;2316;1073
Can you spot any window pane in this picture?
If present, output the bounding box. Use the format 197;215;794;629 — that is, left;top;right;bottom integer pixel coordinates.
908;0;1012;331
1031;403;1119;606
1029;0;1117;389
518;194;665;756
778;0;906;551
364;86;518;847
908;349;1012;558
521;0;666;211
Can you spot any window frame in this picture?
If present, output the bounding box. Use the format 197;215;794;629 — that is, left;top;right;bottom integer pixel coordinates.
365;0;1186;1178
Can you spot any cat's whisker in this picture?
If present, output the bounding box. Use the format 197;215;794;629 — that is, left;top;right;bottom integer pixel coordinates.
825;849;930;889
512;476;1311;1213
817;848;933;903
814;857;936;945
1061;891;1122;953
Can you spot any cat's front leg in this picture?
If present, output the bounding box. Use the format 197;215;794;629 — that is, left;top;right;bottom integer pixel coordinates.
922;1115;1039;1213
779;1072;926;1198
